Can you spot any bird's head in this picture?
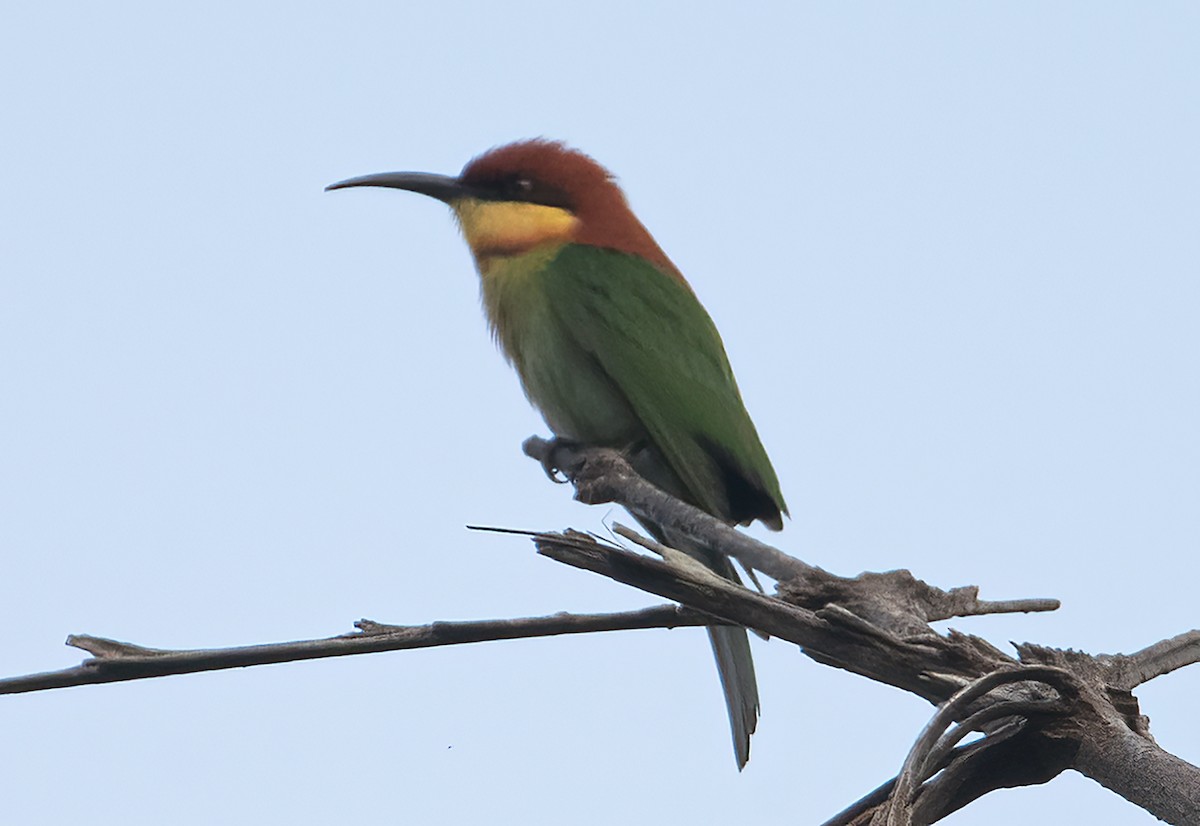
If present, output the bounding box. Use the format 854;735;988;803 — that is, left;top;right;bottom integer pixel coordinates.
327;139;678;276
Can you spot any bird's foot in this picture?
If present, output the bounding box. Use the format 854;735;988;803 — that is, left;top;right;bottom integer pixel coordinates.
521;436;624;506
533;436;582;484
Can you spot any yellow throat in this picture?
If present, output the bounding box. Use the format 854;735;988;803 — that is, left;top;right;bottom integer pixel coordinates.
452;198;579;265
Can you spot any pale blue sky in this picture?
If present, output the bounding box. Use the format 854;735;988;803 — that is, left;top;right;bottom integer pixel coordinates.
2;4;1197;824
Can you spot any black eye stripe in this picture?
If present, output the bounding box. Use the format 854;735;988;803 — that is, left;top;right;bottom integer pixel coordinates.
476;174;572;209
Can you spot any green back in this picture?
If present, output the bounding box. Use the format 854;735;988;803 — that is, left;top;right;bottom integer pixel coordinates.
507;244;786;527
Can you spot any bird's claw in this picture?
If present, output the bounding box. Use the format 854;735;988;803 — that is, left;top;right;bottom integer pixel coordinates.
538;437;576;484
541;456;569;483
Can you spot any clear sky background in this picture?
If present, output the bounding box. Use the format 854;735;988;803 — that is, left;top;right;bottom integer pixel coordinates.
2;4;1197;824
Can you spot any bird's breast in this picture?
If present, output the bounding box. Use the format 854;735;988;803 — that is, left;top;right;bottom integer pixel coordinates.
478;248;641;444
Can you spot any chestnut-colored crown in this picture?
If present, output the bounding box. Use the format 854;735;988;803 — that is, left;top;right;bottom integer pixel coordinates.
460;140;682;280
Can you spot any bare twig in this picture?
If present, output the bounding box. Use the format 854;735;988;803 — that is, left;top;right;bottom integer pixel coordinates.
0;605;710;696
930;591;1062;619
533;530;829;647
780;572;1058;636
1102;630;1200;690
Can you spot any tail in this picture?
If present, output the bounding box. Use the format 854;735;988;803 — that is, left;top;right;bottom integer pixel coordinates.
643;520;760;769
708;622;760;770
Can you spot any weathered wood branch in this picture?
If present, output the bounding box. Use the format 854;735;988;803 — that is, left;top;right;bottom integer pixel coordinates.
0;605;709;695
3;437;1196;824
523;439;1200;825
1096;629;1200;690
524;437;1057;617
523;435;816;582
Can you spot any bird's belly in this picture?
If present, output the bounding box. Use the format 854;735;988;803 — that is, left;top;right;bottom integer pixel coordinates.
516;332;641;445
482;257;642;446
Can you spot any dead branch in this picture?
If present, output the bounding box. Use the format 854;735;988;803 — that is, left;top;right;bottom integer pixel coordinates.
523;436;815;582
0;605;709;695
525;440;1200;825
1096;630;1200;690
3;437;1197;824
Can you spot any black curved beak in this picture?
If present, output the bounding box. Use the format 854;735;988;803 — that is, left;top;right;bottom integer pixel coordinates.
325;172;471;204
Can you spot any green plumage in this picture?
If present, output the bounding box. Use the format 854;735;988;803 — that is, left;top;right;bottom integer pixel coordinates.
483;243;786;528
483;243;786;769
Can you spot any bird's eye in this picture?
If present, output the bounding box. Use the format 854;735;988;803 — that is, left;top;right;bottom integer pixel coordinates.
498;175;534;197
494;174;568;207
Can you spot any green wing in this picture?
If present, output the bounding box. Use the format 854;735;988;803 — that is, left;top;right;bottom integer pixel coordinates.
542;244;787;527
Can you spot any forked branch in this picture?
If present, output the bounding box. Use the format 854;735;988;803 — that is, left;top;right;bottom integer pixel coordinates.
3;438;1197;824
523;439;1200;825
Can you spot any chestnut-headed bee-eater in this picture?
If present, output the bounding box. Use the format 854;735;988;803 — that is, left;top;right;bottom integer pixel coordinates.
328;140;787;768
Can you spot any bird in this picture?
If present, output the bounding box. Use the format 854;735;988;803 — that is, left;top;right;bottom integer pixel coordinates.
327;140;787;768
